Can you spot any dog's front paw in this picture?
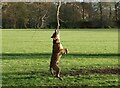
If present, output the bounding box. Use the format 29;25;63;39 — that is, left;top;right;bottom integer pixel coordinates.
65;48;69;54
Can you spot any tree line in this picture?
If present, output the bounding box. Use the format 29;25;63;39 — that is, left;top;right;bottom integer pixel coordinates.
2;2;120;29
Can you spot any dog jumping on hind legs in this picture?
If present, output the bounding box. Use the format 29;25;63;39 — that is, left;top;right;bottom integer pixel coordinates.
50;30;69;80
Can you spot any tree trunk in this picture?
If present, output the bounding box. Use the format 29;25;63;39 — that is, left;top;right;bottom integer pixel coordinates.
82;2;85;21
99;2;103;27
109;6;112;20
115;2;118;21
24;22;27;28
40;10;48;29
13;20;16;28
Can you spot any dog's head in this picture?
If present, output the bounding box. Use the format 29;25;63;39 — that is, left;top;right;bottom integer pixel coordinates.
51;30;60;40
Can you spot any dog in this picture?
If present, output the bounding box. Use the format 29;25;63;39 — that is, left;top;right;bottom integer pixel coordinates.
50;30;68;80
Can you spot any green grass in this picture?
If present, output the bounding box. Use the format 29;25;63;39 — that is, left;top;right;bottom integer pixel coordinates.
2;29;119;86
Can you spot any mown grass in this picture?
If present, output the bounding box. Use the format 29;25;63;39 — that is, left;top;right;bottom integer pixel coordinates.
2;29;119;86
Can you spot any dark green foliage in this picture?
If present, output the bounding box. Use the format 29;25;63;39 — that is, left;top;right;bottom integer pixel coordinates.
2;2;120;29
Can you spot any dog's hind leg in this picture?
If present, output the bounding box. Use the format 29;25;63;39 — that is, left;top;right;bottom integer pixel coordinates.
50;61;54;76
53;64;63;80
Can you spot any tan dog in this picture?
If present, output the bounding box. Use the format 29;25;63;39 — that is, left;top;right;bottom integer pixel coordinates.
50;30;68;80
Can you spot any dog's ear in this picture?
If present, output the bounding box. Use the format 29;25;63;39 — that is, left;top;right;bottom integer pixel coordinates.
51;33;54;38
51;30;56;38
51;35;53;38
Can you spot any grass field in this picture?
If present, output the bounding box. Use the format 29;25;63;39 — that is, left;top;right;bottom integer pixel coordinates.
2;29;119;86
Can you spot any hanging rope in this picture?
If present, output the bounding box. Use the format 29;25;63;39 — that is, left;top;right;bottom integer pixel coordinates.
56;1;62;33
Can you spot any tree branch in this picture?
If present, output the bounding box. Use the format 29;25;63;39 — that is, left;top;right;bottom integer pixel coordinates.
56;1;62;32
40;10;48;28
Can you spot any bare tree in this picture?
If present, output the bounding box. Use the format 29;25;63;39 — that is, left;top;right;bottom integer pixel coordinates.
40;10;48;28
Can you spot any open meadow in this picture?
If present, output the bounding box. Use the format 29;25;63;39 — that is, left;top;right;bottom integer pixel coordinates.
2;29;119;86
